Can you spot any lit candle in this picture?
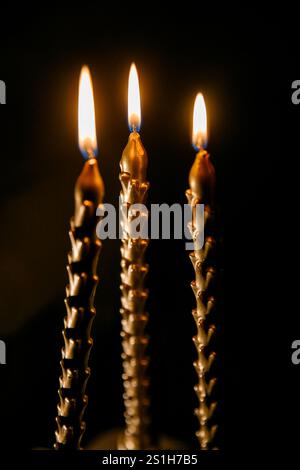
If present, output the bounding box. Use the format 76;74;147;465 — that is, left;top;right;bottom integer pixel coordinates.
54;66;105;450
186;93;218;449
119;63;151;450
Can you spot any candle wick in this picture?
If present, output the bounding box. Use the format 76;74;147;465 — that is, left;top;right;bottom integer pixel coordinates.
86;147;95;160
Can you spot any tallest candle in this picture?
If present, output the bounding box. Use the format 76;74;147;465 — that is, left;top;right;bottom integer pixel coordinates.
119;63;151;450
54;66;104;450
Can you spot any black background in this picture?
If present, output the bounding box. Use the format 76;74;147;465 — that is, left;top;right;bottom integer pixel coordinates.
0;8;296;457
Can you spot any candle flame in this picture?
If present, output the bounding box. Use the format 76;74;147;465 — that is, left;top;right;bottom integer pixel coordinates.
128;63;141;132
78;65;97;158
192;93;207;150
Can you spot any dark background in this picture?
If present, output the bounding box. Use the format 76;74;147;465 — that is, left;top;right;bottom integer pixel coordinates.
0;9;296;456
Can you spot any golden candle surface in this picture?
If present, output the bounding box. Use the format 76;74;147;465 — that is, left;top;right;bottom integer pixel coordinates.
120;131;148;182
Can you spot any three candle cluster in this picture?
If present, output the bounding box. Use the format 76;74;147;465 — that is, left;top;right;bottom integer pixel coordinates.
54;63;218;451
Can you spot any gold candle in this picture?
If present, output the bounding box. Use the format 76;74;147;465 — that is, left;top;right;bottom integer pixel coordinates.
186;93;218;449
118;63;151;450
54;66;104;449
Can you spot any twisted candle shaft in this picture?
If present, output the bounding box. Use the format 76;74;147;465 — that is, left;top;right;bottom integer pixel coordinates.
186;150;218;449
55;158;104;449
119;172;150;450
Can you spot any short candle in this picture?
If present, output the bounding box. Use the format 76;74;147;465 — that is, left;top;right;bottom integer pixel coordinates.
186;93;218;450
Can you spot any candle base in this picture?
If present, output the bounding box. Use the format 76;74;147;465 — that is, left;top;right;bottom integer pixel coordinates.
86;429;189;450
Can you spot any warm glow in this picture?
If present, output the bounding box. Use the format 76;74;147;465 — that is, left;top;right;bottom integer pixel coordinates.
192;93;207;150
128;63;141;131
78;65;97;158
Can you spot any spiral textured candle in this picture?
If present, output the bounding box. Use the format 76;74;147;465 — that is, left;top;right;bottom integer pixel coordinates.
54;158;104;449
55;66;104;449
186;93;218;450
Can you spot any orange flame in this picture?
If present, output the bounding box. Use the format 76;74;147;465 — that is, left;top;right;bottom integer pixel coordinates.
193;93;207;150
128;63;141;131
78;65;97;158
